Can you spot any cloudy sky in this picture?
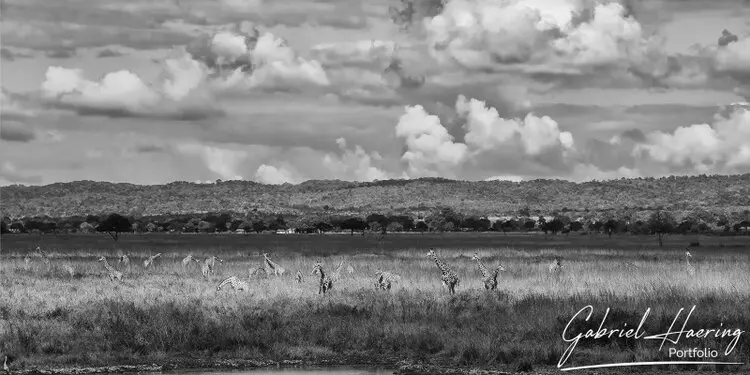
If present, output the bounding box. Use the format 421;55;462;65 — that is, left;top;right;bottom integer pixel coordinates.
1;0;750;186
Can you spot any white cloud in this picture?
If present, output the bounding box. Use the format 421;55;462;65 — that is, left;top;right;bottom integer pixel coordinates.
635;105;750;172
254;164;298;184
423;0;658;77
322;138;389;181
41;53;220;120
175;143;248;180
395;105;469;178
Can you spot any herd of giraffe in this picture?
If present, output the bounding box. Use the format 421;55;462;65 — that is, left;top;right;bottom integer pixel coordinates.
18;246;698;296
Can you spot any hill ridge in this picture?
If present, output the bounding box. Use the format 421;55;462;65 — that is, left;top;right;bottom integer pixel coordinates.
2;174;750;218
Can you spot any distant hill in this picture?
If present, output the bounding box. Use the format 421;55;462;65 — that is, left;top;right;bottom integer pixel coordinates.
2;174;750;218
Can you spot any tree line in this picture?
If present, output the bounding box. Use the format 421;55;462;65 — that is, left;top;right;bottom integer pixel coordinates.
3;207;749;246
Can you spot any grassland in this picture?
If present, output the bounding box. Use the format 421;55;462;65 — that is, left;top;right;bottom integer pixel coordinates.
1;232;749;373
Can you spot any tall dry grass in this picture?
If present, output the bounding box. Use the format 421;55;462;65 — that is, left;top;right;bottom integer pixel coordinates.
1;241;749;372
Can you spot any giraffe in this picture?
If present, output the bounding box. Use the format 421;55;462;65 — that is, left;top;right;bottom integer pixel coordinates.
548;257;563;273
217;275;250;291
36;247;51;270
119;254;130;267
143;253;162;269
346;264;355;274
23;253;31;270
330;259;345;282
295;269;303;284
263;253;286;276
182;255;194;269
202;256;223;278
62;264;76;279
374;269;401;291
98;256;123;281
3;354;13;375
311;262;333;295
426;248;460;295
685;250;696;276
472;253;505;290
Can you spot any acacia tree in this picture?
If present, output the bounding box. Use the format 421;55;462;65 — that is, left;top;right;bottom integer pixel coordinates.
647;210;676;247
97;213;132;241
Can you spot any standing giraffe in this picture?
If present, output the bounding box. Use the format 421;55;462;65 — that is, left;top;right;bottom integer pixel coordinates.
143;253;162;269
263;253;286;276
374;269;401;291
426;248;460;295
182;255;194;268
217;275;250;291
23;253;31;270
202;256;223;278
311;262;333;295
4;354;13;375
36;247;51;270
98;256;123;281
685;250;696;276
472;253;505;290
330;260;345;282
119;254;130;267
549;257;563;273
295;270;303;283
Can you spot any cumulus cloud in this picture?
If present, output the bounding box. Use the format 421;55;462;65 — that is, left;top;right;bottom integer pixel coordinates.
41;53;223;120
423;0;657;76
175;143;248;180
322;138;389;181
635;104;750;173
1;89;36;120
187;22;330;93
395;104;469;178
254;164;299;184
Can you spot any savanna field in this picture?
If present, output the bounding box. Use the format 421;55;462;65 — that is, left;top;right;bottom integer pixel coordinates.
1;232;749;373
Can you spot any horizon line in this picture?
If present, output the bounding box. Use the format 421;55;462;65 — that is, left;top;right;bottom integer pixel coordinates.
560;361;745;371
2;172;749;188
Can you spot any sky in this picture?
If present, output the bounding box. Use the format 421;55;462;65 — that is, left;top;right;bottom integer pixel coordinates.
1;0;750;186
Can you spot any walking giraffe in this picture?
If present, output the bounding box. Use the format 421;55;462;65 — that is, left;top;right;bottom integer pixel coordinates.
143;253;162;269
311;262;333;295
472;253;505;290
295;270;303;283
426;248;460;295
548;257;563;273
217;275;250;291
685;250;696;276
374;269;401;291
98;256;123;281
263;253;286;276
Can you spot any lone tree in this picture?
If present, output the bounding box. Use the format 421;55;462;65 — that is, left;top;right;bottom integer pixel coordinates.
647;210;675;247
97;213;132;241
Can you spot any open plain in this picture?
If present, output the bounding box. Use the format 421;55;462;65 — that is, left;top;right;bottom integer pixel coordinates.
1;232;749;373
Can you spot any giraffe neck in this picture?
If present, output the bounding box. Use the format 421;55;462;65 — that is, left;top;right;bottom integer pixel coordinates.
431;254;450;275
474;257;489;277
103;260;114;272
317;268;326;281
686;256;691;266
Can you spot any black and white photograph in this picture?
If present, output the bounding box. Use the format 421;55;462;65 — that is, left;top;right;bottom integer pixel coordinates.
1;0;750;374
